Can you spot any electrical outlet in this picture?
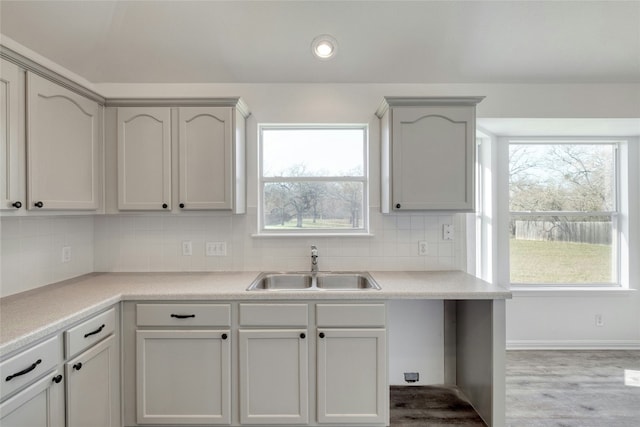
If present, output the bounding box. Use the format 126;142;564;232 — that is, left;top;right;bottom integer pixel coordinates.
206;241;227;256
61;246;71;263
182;241;192;256
404;372;419;383
595;314;604;327
418;241;428;256
443;224;454;240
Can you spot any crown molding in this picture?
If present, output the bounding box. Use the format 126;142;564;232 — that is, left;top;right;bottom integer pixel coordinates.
1;44;106;104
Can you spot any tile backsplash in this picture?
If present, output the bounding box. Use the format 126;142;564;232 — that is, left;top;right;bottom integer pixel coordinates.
1;216;94;297
1;209;463;297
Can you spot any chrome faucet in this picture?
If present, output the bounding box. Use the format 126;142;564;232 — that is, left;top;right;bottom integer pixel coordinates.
310;245;319;272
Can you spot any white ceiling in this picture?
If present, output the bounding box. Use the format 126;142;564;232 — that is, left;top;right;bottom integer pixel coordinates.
1;0;639;84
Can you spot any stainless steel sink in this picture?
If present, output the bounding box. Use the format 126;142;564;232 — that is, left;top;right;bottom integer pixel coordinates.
246;272;381;291
246;273;313;290
315;273;381;290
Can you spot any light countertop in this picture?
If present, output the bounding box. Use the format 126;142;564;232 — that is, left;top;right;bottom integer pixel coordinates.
0;271;510;357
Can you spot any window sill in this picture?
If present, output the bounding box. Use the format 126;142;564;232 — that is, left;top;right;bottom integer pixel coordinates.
252;233;375;238
511;286;636;298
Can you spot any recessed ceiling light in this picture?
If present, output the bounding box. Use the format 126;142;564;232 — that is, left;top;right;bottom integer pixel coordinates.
311;34;338;60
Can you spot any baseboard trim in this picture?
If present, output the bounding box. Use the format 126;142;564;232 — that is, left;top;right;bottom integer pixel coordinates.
507;339;640;350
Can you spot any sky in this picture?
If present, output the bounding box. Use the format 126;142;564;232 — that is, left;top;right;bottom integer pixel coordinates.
261;127;365;177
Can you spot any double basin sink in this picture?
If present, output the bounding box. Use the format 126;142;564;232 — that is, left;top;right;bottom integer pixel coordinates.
247;272;381;291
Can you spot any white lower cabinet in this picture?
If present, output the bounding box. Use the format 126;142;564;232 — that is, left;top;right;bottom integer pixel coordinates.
126;301;387;426
317;329;387;424
66;333;119;427
239;329;309;425
0;368;65;427
136;330;231;425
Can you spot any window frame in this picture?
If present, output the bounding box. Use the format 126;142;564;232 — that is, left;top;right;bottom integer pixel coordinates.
257;124;370;236
506;139;621;288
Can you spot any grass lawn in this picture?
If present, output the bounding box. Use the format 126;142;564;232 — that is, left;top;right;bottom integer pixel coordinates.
510;239;613;284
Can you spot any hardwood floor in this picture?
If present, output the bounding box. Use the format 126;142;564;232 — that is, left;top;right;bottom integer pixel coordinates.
390;385;486;426
506;350;640;427
389;350;640;427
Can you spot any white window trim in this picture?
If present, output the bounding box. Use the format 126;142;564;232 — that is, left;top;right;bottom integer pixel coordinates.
257;124;370;236
489;136;635;294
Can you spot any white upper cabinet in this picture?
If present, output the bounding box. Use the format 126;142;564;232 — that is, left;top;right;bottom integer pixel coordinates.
0;59;26;211
377;97;484;212
117;107;172;211
178;107;232;210
114;101;248;213
27;72;101;210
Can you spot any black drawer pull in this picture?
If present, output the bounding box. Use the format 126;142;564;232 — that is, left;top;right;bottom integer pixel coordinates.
12;201;22;209
52;374;63;384
170;314;196;319
221;333;228;340
319;332;325;338
300;333;306;339
5;359;42;381
73;363;83;371
84;324;106;338
34;201;44;208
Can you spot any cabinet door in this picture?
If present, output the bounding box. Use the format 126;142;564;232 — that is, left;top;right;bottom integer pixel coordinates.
26;72;100;210
0;59;25;211
239;329;308;425
317;328;387;424
65;334;119;427
136;329;231;425
391;106;475;211
0;369;65;427
117;107;171;211
178;107;232;210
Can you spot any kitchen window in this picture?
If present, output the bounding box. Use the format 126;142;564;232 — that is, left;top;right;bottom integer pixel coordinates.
508;141;619;286
259;125;368;234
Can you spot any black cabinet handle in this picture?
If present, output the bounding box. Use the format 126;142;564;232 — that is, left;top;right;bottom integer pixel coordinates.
12;201;22;209
34;201;44;208
221;333;228;340
319;332;325;339
179;203;185;209
52;374;63;384
170;314;195;319
73;363;82;371
162;203;168;209
84;324;106;338
300;333;306;339
395;203;401;209
5;359;41;381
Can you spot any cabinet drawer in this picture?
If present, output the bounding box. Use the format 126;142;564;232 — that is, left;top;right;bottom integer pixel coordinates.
65;308;116;358
1;335;61;400
137;304;231;327
239;304;308;327
316;304;386;327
